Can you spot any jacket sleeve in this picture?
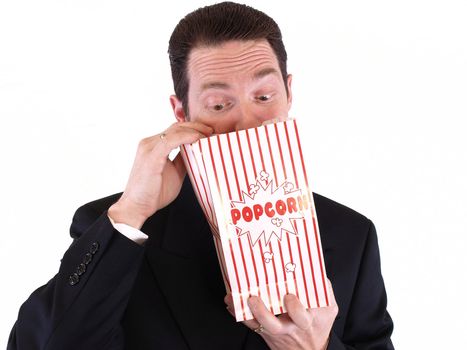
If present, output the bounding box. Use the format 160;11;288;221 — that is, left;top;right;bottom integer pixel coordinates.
327;221;394;350
7;212;145;350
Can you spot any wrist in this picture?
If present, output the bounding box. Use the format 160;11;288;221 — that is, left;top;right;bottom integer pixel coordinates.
108;200;149;230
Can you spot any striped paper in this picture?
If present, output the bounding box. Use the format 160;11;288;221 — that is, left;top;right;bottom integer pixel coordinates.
180;119;329;322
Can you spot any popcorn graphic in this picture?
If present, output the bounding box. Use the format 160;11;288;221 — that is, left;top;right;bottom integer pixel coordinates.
248;184;260;195
263;251;274;263
285;262;296;273
230;177;304;246
283;181;294;193
260;170;269;182
271;217;283;227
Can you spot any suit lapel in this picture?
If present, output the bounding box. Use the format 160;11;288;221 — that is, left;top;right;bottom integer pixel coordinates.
144;177;249;350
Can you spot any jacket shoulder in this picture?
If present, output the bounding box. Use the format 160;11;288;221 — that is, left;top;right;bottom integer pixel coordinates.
313;192;370;224
69;193;122;239
312;192;373;247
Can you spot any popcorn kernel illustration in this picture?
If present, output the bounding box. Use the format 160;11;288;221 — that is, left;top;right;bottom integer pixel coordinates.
263;251;274;263
285;262;296;273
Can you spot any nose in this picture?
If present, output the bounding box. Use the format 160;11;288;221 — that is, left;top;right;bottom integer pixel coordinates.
234;105;272;131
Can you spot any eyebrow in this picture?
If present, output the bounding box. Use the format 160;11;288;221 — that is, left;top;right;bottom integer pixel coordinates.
200;81;230;91
253;67;280;80
199;67;280;93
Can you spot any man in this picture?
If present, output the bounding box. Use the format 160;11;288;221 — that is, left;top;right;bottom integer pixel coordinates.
8;2;394;349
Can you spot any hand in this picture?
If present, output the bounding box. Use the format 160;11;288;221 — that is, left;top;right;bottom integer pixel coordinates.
108;121;213;229
224;279;338;350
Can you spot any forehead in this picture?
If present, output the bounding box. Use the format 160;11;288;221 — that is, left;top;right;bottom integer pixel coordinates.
187;40;280;85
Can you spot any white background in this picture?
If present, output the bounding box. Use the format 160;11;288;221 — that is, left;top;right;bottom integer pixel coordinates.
1;0;466;348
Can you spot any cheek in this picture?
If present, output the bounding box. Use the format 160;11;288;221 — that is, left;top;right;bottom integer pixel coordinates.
261;101;290;120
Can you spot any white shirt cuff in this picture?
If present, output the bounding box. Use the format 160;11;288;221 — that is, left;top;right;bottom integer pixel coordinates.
107;214;148;245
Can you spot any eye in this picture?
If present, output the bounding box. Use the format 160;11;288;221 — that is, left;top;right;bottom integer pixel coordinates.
213;103;225;111
256;94;272;102
207;100;232;112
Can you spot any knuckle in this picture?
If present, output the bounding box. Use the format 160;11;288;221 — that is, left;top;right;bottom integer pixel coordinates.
138;137;152;148
267;323;283;335
169;123;182;132
300;317;312;330
287;326;301;338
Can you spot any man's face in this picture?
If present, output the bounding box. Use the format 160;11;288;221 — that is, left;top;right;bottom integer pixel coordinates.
171;39;292;134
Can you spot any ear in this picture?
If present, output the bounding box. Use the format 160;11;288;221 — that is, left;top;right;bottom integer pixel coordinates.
286;74;293;111
170;95;187;122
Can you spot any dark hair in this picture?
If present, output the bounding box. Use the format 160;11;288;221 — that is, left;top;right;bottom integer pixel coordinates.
168;1;288;116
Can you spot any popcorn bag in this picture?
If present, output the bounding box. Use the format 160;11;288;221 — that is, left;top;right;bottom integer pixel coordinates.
180;119;330;321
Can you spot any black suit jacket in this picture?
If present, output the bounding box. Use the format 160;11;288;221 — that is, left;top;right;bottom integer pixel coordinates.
8;177;394;349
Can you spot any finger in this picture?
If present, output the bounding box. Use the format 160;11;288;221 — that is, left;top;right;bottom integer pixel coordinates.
224;294;236;318
224;293;233;306
248;296;283;334
149;121;212;151
138;122;213;159
224;295;261;323
283;294;310;330
158;128;207;152
261;116;285;126
223;294;260;330
176;121;214;136
324;278;339;318
223;294;262;329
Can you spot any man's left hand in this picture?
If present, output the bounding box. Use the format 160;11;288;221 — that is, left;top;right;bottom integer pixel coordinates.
224;279;338;350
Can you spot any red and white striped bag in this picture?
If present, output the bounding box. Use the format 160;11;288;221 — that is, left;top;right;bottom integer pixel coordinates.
180;119;330;321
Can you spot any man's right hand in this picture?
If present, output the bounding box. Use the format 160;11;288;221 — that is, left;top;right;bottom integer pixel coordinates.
108;121;213;229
